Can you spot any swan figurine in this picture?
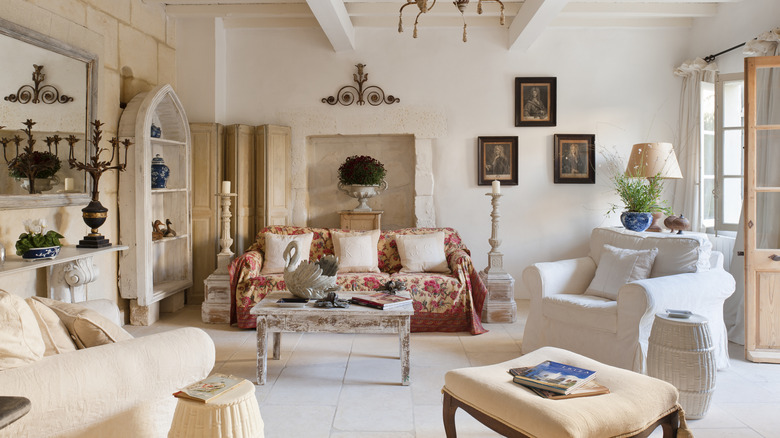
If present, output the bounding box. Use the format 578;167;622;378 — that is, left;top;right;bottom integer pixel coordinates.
282;240;340;299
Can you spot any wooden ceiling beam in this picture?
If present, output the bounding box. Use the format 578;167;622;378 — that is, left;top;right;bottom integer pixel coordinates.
306;0;356;52
508;0;569;52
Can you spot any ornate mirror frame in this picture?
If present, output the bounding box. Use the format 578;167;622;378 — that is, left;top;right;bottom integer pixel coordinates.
0;16;96;210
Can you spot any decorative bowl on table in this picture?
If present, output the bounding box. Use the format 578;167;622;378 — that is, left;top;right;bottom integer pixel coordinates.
22;246;61;261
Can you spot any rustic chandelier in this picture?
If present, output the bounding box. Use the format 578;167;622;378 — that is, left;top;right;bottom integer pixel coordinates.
398;0;505;42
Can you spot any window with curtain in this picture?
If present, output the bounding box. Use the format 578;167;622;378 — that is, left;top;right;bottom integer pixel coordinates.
699;73;744;234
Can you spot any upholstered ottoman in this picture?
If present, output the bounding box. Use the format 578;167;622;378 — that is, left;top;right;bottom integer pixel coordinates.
442;347;689;438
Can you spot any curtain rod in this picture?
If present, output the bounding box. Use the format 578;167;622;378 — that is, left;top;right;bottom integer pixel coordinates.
703;42;747;63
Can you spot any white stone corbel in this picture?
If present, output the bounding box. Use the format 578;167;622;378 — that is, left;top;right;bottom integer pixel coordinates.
47;257;99;303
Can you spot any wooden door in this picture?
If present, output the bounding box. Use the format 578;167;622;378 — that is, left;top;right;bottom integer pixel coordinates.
257;125;291;227
189;123;223;304
225;124;257;254
744;55;780;363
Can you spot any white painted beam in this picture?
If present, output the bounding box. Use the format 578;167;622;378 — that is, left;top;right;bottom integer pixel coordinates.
306;0;356;52
508;0;570;52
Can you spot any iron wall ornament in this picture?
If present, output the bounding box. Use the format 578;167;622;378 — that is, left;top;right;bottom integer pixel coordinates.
322;64;400;106
4;64;73;104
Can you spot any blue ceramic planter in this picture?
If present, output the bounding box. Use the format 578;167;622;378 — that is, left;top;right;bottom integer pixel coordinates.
151;154;170;189
23;246;61;260
620;211;653;232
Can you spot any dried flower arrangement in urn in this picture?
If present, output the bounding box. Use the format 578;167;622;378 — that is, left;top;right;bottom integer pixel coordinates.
337;155;388;212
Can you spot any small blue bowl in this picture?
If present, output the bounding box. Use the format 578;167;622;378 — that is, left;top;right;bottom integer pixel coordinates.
22;246;61;261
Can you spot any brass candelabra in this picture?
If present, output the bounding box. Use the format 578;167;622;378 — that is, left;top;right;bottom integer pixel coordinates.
68;120;132;248
0;119;75;194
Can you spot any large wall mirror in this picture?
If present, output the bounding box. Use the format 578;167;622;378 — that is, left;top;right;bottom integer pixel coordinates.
0;17;95;209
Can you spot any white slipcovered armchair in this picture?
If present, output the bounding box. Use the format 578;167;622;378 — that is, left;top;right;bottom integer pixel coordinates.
522;227;735;373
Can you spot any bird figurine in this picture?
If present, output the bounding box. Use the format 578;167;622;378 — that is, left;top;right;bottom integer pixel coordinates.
151;220;165;240
664;214;691;234
282;240;340;299
163;219;176;237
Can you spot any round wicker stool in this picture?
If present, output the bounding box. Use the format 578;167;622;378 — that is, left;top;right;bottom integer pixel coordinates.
168;379;263;438
647;313;716;419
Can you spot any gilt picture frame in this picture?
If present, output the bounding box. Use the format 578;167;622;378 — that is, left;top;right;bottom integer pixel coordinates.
554;134;595;184
515;77;557;127
478;136;518;186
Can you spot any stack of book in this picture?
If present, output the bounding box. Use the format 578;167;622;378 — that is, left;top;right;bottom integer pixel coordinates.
349;292;412;310
173;373;245;403
509;361;609;400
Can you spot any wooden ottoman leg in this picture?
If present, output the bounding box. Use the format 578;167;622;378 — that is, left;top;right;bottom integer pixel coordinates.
442;391;459;438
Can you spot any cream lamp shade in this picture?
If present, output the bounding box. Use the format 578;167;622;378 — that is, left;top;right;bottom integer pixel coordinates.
625;143;683;179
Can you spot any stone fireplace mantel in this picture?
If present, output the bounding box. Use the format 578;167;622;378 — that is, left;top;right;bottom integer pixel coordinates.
279;105;447;228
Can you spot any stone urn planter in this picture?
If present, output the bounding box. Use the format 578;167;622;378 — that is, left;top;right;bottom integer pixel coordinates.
337;180;388;212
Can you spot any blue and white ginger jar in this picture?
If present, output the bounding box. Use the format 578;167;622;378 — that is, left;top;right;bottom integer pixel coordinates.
151;154;170;189
620;211;653;232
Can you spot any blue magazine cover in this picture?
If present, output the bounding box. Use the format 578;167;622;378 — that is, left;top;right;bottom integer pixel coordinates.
511;361;596;394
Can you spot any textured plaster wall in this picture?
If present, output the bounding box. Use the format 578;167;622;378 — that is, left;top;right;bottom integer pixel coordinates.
308;134;416;229
175;0;772;299
0;0;174;308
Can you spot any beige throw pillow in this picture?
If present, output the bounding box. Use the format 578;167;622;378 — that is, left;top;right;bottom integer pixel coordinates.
395;232;450;273
586;244;658;301
26;297;78;356
0;290;45;370
332;229;381;273
261;233;314;274
32;296;133;349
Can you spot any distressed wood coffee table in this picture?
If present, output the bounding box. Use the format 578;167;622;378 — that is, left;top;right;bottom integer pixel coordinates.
250;290;413;386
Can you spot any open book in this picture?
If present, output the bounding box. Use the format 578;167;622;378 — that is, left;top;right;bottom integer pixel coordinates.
173;373;245;403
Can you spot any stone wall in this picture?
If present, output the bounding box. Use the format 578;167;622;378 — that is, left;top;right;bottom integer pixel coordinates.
0;0;174;310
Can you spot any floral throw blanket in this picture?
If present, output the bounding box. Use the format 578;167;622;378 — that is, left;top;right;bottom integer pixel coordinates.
229;226;488;335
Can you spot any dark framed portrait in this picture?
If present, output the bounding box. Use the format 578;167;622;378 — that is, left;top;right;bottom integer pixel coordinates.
515;77;557;127
554;134;595;184
478;136;518;186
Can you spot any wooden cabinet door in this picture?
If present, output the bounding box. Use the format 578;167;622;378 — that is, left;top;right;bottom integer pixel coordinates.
257;125;291;227
744;55;780;363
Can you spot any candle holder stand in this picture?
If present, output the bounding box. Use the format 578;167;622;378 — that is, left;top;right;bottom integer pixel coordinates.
478;193;517;323
203;192;237;323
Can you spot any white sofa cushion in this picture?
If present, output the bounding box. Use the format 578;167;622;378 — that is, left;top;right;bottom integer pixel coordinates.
395;231;450;273
543;294;617;333
586;244;658;300
0;290;45;370
261;232;314;274
32;297;133;349
332;229;381;273
589;227;712;277
25;297;78;356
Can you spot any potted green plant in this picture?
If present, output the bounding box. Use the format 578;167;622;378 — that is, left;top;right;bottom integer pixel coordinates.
16;218;64;260
8;150;62;193
337;155;388;212
604;151;672;232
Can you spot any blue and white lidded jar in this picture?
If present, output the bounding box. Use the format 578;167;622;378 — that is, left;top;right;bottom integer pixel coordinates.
151;154;170;189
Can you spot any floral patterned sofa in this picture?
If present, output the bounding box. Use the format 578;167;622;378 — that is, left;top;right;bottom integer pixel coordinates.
229;226;488;334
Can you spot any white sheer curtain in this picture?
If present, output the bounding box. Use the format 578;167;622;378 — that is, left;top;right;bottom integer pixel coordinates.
671;59;718;231
724;28;780;344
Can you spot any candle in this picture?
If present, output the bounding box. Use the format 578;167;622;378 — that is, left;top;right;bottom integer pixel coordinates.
221;180;231;194
492;180;500;195
64;177;74;191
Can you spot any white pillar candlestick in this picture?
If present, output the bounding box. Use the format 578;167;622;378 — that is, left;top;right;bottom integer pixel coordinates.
492;180;500;195
221;180;231;194
64;178;74;191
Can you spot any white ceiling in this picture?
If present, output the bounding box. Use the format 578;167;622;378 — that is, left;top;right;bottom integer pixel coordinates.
154;0;741;52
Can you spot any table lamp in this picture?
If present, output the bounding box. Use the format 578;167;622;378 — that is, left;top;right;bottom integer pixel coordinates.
625;142;682;232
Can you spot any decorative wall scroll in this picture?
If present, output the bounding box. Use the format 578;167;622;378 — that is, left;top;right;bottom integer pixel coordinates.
322;63;400;106
4;64;73;104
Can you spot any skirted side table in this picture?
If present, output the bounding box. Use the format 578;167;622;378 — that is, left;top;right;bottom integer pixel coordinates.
647;313;716;419
168;379;263;438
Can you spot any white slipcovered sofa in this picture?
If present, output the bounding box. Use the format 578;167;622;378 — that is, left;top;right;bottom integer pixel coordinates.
522;227;735;373
0;295;215;438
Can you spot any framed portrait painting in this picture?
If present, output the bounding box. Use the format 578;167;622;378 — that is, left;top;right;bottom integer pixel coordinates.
554;134;595;184
478;136;518;186
515;77;556;127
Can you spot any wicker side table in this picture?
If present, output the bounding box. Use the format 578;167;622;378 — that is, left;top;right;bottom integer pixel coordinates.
647;313;716;419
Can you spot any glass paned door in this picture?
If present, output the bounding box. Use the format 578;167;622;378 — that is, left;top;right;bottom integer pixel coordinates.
744;56;780;363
